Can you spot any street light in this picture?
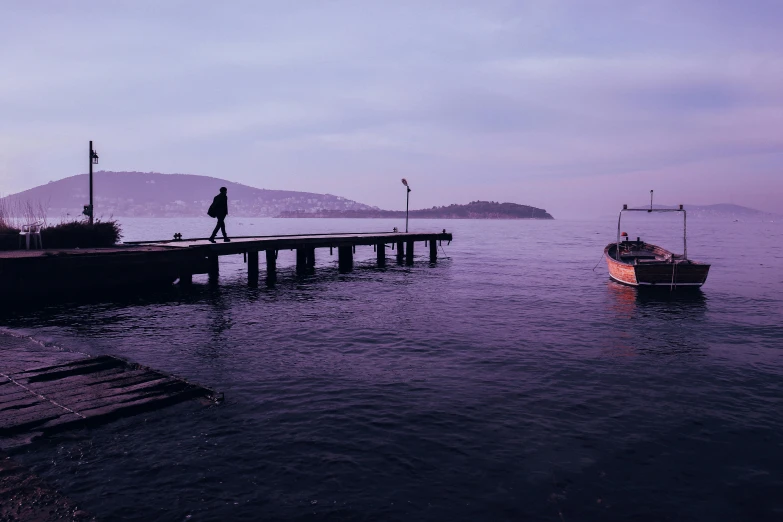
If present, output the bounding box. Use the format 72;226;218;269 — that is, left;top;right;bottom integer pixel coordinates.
401;178;411;233
84;141;99;224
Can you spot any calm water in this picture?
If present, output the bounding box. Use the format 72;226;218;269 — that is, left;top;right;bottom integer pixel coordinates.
2;217;782;521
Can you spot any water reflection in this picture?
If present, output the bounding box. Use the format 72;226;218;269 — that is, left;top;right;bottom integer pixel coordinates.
607;281;707;313
604;281;709;356
196;286;232;361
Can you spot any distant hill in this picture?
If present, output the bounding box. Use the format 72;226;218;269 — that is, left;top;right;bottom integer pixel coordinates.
3;173;554;220
632;203;777;219
279;201;554;219
2;171;376;218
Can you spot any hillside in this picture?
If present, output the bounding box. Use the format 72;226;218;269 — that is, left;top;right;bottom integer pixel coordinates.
2;171;376;218
279;201;554;219
634;203;776;219
681;204;775;219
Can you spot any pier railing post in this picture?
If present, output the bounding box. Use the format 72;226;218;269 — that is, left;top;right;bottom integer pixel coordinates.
396;241;404;264
265;249;277;284
338;246;353;272
429;237;437;263
248;251;259;286
376;242;386;267
406;240;414;265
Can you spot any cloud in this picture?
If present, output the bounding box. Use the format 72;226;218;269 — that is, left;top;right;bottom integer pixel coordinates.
0;1;781;214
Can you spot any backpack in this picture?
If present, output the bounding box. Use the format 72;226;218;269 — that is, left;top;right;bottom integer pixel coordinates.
207;202;216;218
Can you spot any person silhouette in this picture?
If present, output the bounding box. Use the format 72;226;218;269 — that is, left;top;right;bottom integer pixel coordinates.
208;187;230;243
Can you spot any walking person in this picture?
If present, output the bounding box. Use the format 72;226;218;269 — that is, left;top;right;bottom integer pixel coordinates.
207;187;231;243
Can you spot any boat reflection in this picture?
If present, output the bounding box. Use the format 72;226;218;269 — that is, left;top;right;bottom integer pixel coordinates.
608;280;707;311
604;280;709;356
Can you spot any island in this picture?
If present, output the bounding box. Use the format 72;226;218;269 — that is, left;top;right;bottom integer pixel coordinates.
278;201;554;219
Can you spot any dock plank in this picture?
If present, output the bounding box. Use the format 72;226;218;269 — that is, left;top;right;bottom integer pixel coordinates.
21;367;140;395
0;388;35;405
65;379;185;411
13;355;120;375
17;357;127;383
78;387;207;420
27;372;165;400
0;396;45;412
0;407;67;434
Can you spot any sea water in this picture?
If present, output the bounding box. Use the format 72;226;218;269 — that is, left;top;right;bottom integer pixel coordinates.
1;217;781;521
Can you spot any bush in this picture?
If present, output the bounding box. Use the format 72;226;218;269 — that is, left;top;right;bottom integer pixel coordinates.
0;225;19;251
0;197;46;250
0;219;122;250
0;196;122;250
40;219;123;249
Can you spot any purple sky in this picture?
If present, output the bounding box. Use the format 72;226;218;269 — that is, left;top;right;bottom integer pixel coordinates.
1;1;782;217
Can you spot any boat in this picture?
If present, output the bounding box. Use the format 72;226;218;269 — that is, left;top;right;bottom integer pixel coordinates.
604;202;710;288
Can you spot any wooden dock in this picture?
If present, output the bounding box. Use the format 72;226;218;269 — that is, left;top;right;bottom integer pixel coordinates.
0;231;453;294
139;230;453;285
0;244;207;296
0;335;220;447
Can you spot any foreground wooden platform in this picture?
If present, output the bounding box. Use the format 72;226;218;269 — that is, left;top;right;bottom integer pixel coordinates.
0;336;220;446
0;230;453;294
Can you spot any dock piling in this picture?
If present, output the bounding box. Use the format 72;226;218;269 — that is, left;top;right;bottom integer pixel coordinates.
377;242;386;267
430;239;437;263
265;249;277;283
406;240;414;265
248;251;259;286
396;241;404;264
306;247;316;272
338;246;353;272
296;248;307;274
208;254;219;280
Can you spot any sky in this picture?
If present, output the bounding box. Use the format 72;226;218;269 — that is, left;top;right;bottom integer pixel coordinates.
1;0;782;218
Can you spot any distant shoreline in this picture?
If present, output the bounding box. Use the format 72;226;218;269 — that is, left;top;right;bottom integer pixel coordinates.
277;202;555;220
276;215;554;220
4;173;555;219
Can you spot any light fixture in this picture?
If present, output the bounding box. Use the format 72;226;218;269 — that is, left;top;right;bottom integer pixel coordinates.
401;178;411;232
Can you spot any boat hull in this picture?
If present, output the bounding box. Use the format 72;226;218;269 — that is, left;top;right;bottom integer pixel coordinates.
605;252;638;285
604;243;710;288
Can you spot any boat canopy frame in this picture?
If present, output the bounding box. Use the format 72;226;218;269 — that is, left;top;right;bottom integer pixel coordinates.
616;203;687;261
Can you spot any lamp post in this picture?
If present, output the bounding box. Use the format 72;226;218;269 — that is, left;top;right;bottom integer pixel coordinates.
84;141;99;225
401;178;411;232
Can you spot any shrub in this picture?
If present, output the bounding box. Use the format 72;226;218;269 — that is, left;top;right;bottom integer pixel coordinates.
0;225;19;251
0;196;122;250
0;197;46;249
40;219;123;248
0;219;122;250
